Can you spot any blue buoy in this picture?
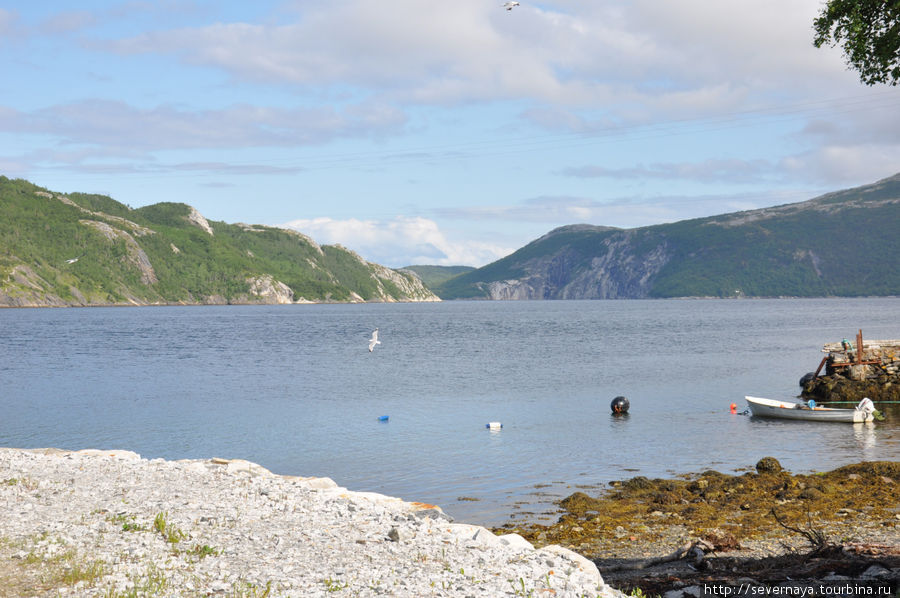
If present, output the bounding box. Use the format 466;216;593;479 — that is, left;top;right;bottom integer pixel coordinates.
378;415;389;422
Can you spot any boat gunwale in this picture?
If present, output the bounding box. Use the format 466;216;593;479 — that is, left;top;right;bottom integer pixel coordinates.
744;395;872;423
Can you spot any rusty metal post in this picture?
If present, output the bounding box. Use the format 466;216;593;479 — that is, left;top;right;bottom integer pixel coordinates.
856;329;863;365
813;356;828;378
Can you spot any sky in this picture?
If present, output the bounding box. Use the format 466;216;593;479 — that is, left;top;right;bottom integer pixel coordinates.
2;1;899;268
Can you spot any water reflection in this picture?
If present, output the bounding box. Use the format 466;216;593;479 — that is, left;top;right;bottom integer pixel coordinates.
852;423;877;456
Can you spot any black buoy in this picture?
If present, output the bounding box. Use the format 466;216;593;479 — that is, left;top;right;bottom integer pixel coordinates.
611;396;630;415
799;372;816;387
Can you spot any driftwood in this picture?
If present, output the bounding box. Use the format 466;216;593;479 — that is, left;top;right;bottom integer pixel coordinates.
600;539;715;572
771;507;831;552
599;542;900;594
842;543;900;556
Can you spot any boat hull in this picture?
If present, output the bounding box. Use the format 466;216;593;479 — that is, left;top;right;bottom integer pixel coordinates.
744;396;874;423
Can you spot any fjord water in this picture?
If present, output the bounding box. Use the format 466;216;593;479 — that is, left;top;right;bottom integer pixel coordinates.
2;298;899;526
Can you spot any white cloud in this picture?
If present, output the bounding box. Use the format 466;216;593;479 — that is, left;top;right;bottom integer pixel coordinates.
434;190;824;230
561;159;777;184
94;0;900;152
0;100;407;154
6;0;899;242
779;145;900;186
108;0;846;108
282;216;513;267
559;142;900;188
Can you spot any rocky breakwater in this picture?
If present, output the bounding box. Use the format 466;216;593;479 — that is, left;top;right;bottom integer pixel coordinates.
802;337;900;403
0;448;622;597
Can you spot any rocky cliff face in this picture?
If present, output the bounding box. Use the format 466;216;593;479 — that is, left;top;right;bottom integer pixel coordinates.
436;173;900;300
367;261;441;302
245;275;297;304
481;230;672;300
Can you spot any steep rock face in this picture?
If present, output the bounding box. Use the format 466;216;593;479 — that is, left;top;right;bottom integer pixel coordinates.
561;235;671;299
245;275;295;304
341;247;440;303
0;265;69;307
437;173;900;300
187;207;214;235
80;220;158;285
483;232;671;300
371;263;441;302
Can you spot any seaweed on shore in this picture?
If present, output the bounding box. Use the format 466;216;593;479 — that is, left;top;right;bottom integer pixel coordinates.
494;459;900;562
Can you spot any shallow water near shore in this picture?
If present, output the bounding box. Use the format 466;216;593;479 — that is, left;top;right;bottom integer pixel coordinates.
2;298;899;526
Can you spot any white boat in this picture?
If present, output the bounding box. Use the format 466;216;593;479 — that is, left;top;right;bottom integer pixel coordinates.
744;396;880;423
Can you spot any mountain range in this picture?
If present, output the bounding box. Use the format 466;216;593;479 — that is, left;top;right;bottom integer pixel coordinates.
2;173;898;307
424;173;900;299
0;177;437;307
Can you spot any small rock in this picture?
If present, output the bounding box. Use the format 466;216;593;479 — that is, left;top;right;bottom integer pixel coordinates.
756;457;782;474
799;487;824;500
860;564;891;579
498;533;533;550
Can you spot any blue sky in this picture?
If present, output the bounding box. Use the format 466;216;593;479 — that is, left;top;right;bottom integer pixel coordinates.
2;1;899;267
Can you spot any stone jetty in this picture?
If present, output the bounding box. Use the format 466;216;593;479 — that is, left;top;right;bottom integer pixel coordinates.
802;332;900;403
0;448;624;597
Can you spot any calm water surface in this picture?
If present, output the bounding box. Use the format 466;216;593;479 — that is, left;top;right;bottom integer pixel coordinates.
1;298;898;525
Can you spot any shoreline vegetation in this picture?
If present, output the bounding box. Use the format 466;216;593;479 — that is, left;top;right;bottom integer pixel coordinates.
1;449;897;596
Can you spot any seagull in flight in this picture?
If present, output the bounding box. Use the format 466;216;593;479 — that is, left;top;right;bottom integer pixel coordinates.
368;328;381;352
503;1;519;10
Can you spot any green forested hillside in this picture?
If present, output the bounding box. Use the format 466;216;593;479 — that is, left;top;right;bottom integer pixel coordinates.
400;265;476;288
434;174;900;299
0;177;437;306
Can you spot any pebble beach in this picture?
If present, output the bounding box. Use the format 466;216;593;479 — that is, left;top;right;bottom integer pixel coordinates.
0;448;624;597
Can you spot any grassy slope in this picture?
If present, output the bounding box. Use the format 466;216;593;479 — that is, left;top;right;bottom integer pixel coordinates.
0;177;423;304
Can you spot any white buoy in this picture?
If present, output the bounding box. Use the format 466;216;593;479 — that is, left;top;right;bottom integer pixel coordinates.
486;421;502;430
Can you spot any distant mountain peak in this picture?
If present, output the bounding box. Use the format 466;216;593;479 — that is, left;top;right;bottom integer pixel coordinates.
538;223;622;239
433;174;900;300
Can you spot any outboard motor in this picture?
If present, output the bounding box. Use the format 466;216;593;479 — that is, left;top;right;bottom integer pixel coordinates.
611;396;630;415
855;397;884;421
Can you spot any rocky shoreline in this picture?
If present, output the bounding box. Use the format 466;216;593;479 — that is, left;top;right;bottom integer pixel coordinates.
3;450;898;597
497;458;900;596
0;448;620;597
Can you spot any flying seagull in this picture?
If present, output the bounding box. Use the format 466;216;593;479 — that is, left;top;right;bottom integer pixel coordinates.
368;328;381;352
503;1;519;10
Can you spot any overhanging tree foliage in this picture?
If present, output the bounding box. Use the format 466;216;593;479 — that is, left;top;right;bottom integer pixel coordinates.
813;0;900;86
